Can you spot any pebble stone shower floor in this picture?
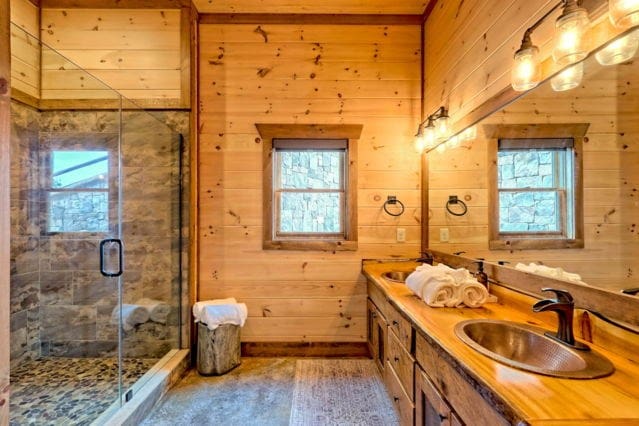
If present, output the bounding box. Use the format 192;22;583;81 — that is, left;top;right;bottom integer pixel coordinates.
10;357;158;425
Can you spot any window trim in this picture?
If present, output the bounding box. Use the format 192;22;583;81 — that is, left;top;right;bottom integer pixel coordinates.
484;123;586;250
257;123;362;251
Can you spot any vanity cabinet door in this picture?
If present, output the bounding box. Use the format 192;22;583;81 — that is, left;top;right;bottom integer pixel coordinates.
415;367;460;426
367;299;388;374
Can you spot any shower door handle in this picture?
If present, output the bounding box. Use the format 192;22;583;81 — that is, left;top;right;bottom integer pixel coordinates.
100;238;123;277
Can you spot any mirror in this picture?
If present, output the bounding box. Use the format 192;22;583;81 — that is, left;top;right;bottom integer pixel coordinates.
428;28;639;296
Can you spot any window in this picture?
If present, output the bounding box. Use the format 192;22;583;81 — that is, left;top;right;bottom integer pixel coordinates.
257;124;362;251
46;150;110;233
486;124;585;250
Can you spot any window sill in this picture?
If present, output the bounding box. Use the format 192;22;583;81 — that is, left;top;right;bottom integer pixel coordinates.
264;240;357;251
490;238;584;250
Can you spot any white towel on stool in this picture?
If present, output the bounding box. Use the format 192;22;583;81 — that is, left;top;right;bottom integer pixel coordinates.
199;303;248;331
193;298;237;322
111;304;149;331
136;298;171;324
458;280;489;308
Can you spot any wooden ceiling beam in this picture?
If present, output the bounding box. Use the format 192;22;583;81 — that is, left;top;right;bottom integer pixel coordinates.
40;0;191;8
198;13;422;25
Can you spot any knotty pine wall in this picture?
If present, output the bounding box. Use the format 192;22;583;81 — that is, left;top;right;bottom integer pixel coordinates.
197;23;422;343
10;0;40;99
39;8;183;106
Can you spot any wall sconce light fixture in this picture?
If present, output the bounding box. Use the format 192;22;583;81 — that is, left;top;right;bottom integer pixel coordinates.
609;0;639;28
595;29;639;65
550;61;584;91
414;107;450;154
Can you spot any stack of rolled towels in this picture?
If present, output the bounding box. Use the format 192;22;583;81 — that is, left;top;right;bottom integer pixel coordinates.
515;262;585;284
192;298;248;331
110;298;172;331
406;263;492;308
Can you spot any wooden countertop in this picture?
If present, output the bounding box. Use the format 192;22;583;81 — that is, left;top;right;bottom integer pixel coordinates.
363;260;639;425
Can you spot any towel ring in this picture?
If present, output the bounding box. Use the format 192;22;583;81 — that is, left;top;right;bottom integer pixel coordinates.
446;195;468;217
383;196;405;217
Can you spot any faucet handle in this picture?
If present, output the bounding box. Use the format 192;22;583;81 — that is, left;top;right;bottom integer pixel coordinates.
541;288;573;304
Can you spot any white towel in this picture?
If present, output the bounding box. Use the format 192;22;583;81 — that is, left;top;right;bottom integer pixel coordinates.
458;280;489;308
136;298;171;324
199;303;248;331
421;276;461;308
515;262;584;283
193;298;237;322
111;304;150;331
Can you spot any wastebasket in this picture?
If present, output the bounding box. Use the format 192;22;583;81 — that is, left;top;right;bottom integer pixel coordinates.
196;322;241;375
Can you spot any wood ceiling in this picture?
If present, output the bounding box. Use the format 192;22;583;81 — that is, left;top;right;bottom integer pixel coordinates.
192;0;429;15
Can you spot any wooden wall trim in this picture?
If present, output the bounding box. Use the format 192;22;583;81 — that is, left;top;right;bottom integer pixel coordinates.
40;0;190;8
36;99;186;110
180;6;191;108
198;13;422;25
241;342;370;357
11;87;40;109
421;0;438;23
0;0;12;421
27;0;41;8
189;4;199;350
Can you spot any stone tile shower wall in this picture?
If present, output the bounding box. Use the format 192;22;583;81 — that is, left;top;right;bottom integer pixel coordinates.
9;102;41;368
9;104;189;364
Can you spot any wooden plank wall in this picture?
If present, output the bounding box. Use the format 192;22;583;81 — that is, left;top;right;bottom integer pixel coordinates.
1;0;11;422
39;8;182;105
197;23;422;343
428;84;638;291
10;0;40;99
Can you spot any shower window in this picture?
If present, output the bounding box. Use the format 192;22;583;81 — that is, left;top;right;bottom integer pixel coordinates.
45;150;110;233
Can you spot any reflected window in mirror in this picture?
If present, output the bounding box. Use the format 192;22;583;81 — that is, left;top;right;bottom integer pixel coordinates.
486;124;585;250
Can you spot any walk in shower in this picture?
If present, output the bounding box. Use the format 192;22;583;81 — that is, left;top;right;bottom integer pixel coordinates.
9;22;189;425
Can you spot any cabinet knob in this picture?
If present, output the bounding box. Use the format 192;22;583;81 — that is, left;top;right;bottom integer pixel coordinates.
439;414;448;421
392;320;399;326
372;312;377;318
394;397;400;403
394;357;399;362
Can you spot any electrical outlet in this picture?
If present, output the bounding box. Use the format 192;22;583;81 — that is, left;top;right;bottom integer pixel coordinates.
440;228;450;242
396;228;406;242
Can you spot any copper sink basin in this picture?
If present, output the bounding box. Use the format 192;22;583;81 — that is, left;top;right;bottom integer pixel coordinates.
381;271;412;283
455;319;614;379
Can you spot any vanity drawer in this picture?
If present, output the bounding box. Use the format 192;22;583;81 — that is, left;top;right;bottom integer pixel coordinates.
385;360;414;426
388;329;415;401
387;305;414;353
415;333;509;426
367;280;390;319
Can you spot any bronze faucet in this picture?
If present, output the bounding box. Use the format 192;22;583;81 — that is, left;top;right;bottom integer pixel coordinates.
532;288;590;351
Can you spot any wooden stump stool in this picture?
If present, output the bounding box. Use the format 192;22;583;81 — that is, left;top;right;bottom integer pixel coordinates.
196;322;241;375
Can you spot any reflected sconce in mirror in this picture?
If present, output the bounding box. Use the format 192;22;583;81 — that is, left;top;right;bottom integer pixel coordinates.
609;0;639;28
595;29;639;65
512;0;589;92
414;107;450;154
551;61;584;91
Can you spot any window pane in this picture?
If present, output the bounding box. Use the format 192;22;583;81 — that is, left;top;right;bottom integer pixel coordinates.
279;192;341;233
52;151;109;189
48;191;109;232
498;150;555;189
499;191;559;232
279;151;343;189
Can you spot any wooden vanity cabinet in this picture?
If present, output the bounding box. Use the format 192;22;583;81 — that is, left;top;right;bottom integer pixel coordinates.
367;299;388;374
415;366;463;426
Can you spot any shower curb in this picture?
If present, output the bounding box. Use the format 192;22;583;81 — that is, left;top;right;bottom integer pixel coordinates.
92;349;190;426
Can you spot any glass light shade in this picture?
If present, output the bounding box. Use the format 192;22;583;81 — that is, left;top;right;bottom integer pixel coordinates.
435;116;450;141
595;31;639;65
423;124;437;149
414;132;426;153
460;126;477;141
551;62;584;91
447;135;460;148
553;8;590;65
609;0;639;28
512;46;541;91
435;143;447;153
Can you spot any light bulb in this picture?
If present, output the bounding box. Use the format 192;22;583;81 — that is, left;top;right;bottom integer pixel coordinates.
553;6;589;65
414;132;426;153
551;62;584;91
512;45;541;91
595;30;639;65
448;135;460;148
423;124;437;150
609;0;639;28
435;143;447;153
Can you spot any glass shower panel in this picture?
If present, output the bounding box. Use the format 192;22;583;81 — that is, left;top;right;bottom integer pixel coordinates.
9;22;124;425
119;97;182;395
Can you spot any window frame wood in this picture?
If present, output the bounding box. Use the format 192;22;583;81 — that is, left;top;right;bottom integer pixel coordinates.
257;123;362;251
484;123;587;250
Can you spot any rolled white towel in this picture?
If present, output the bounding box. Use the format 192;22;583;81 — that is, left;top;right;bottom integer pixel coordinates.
193;298;237;323
421;276;460;308
458;280;489;308
200;303;248;331
136;298;171;324
111;304;150;331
